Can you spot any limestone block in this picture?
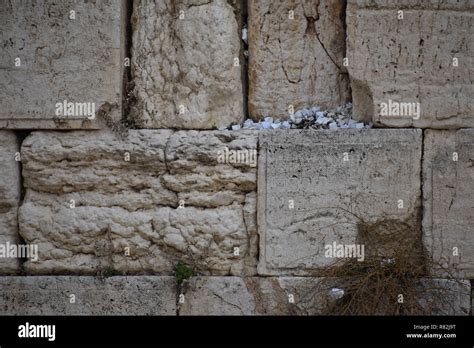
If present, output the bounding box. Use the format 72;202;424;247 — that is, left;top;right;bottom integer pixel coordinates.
19;130;258;275
0;0;126;129
179;277;469;315
423;129;474;278
347;0;474;128
258;129;422;275
248;0;350;120
179;276;330;315
131;0;243;129
0;276;176;315
0;131;21;274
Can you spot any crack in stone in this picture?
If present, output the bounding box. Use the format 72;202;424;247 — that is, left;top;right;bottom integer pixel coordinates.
313;25;341;71
188;0;213;10
278;22;299;85
211;291;245;315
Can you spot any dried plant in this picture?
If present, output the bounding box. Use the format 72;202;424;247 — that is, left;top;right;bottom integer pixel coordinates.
312;208;465;315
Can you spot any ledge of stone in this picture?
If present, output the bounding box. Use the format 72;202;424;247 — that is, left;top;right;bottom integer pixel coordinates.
0;276;177;315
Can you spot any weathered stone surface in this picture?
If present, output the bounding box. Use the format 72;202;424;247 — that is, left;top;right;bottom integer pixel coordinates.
423;129;474;278
417;279;471;316
179;277;470;315
19;130;258;275
0;131;21;274
258;129;422;276
179;276;331;315
0;276;176;315
347;0;474;128
0;275;467;316
248;0;350;121
131;0;243;129
0;0;125;129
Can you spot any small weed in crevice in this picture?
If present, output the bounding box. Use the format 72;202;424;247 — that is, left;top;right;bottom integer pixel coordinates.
174;261;196;286
99;267;124;278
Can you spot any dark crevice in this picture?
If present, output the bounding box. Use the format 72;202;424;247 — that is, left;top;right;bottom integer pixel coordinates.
176;280;188;316
225;0;249;121
240;0;249;120
14;131;30;210
304;15;318;36
470;280;473;315
340;0;348;47
341;0;352;103
420;129;425;263
419;129;425;236
189;0;212;9
122;0;137;130
14;130;31;272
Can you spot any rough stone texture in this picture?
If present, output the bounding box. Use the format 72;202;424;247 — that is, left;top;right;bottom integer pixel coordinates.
0;131;21;274
423;129;474;279
179;277;470;315
19;130;258;275
347;0;474;128
0;0;125;129
258;129;422;276
248;0;350;121
417;279;471;316
131;0;243;129
0;276;176;315
0;275;467;316
179;276;332;315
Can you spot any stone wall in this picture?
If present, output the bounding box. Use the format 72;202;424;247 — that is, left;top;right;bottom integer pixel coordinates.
258;129;422;276
0;0;126;129
0;0;472;316
347;0;474;128
0;131;21;274
248;0;350;120
131;0;244;128
19;130;258;276
423;129;474;279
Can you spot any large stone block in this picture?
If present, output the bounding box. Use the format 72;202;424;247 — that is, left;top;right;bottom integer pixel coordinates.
0;0;125;129
178;277;470;315
248;0;350;121
258;129;422;275
0;276;176;315
179;276;331;315
423;129;474;278
347;0;474;128
0;131;21;274
131;0;243;129
19;130;258;275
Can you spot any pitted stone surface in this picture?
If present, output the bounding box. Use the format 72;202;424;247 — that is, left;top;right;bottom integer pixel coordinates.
179;277;470;315
417;279;471;316
19;130;258;275
131;0;243;129
347;0;474;128
179;276;331;315
248;0;350;120
0;0;125;129
258;129;422;276
0;131;21;274
0;276;176;315
423;129;474;279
